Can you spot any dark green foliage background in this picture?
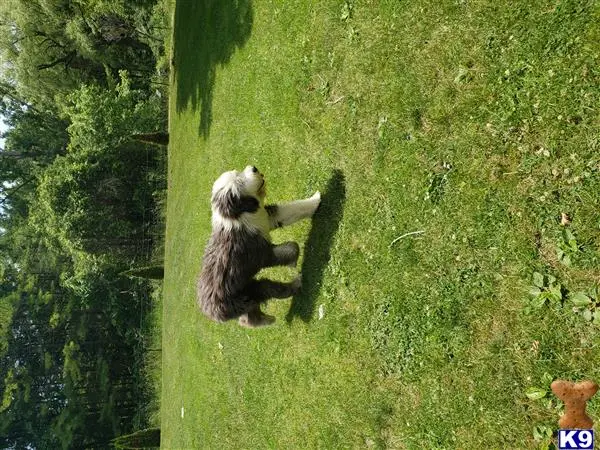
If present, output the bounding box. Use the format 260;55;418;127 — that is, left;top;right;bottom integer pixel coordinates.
0;0;168;448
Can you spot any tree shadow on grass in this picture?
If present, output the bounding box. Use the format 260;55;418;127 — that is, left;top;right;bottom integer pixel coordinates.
172;0;253;138
286;170;346;324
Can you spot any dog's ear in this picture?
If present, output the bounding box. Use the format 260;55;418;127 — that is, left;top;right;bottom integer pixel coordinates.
235;196;260;216
215;190;259;218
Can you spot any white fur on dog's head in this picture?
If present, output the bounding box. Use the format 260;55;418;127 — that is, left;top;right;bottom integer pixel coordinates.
211;166;265;198
210;166;269;234
211;170;240;197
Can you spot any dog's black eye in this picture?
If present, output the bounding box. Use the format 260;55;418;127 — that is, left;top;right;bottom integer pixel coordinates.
251;166;258;173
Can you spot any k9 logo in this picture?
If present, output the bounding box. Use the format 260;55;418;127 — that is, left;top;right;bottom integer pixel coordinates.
558;430;594;450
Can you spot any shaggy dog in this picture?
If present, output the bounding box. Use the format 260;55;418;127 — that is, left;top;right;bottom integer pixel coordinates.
197;165;321;328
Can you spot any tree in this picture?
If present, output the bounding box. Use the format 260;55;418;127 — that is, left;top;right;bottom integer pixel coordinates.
27;73;165;263
0;1;104;107
0;1;168;447
60;71;165;153
0;0;163;107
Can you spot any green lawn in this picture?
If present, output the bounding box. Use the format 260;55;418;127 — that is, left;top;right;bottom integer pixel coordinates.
163;0;600;448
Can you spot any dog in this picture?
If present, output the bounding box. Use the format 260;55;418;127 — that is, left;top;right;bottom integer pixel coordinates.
197;165;321;328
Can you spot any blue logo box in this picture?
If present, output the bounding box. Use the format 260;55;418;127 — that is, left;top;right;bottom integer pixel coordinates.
558;430;594;450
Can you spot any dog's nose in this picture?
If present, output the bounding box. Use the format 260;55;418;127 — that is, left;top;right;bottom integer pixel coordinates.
251;166;258;173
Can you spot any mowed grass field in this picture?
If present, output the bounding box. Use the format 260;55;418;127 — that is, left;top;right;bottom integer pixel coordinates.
163;0;600;448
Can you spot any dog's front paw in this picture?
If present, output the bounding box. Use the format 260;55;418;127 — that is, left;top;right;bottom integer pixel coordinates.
310;191;321;214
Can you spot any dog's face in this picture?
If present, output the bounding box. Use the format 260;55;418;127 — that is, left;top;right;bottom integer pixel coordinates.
211;166;266;220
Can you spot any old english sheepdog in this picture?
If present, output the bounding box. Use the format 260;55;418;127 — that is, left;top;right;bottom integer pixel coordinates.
197;165;321;328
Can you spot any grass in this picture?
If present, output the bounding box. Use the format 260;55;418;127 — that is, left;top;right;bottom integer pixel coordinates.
163;0;600;448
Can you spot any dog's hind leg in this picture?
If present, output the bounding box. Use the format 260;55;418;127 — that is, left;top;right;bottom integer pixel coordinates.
238;305;275;328
247;277;302;300
238;278;301;328
267;241;300;268
265;192;321;229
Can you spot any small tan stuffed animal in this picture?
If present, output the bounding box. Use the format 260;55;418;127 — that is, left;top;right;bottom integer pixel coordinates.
551;380;598;429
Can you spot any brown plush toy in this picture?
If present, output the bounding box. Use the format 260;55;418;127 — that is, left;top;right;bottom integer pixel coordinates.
551;380;598;429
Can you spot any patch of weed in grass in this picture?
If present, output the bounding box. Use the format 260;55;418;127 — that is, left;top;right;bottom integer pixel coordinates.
369;295;425;378
369;277;474;380
340;1;353;22
424;161;453;204
555;228;580;267
569;288;600;325
528;271;564;310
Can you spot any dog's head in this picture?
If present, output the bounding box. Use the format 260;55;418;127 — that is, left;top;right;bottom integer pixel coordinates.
211;166;266;221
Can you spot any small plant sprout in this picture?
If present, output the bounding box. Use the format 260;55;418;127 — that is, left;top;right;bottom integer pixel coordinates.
556;228;580;266
529;272;563;308
570;288;600;324
340;1;353;21
526;372;554;402
532;424;553;445
525;386;547;400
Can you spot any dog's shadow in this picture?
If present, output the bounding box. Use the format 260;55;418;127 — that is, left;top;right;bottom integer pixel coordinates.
286;170;346;324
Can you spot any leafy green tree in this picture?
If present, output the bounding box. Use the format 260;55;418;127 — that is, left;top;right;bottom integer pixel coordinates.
0;0;104;107
60;71;165;152
29;140;158;263
0;0;162;107
0;2;167;447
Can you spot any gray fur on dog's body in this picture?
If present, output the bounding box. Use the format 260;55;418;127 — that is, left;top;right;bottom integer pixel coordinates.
197;225;299;322
197;166;320;327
